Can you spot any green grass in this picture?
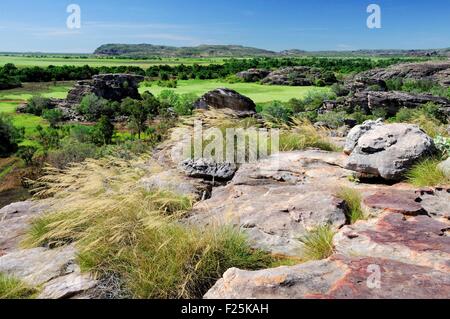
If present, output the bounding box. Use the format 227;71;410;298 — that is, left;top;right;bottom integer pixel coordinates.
336;187;365;224
299;225;335;261
0;55;226;68
0;273;38;299
141;79;331;103
406;159;450;187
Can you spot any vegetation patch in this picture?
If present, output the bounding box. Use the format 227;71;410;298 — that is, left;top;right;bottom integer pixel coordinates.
299;225;335;261
336;187;365;224
406;159;450;187
0;273;39;299
24;158;275;299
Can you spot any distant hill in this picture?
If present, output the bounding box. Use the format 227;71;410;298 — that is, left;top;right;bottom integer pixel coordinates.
94;44;278;58
93;43;450;58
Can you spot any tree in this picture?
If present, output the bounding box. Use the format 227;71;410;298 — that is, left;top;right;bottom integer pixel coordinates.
91;116;115;145
17;145;37;166
43;109;64;128
121;98;151;139
0;114;23;157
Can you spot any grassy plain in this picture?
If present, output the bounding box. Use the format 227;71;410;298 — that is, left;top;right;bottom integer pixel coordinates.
0;55;226;68
141;79;330;103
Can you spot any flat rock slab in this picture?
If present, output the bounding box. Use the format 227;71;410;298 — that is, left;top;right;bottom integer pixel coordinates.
0;245;98;299
188;151;352;256
363;191;426;216
0;201;48;253
205;255;450;299
334;212;450;272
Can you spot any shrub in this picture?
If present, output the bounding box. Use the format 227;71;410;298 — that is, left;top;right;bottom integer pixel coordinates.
434;135;450;159
36;125;61;152
17;145;38;166
224;74;244;84
78;94;114;121
42;109;64;128
46;140;99;169
0;113;24;157
25;96;52;116
316;111;347;129
0;274;38;299
158;90;197;116
299;225;335;261
261;101;293;125
336;187;365;224
157;79;178;88
406;159;450;187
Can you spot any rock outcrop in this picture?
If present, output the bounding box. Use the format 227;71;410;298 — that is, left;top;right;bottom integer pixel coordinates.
0;201;98;299
66;74;144;105
236;69;270;82
345;122;435;180
345;91;450;117
188;151;353;256
261;67;326;86
194;88;256;114
180;159;237;181
350;61;450;90
205;186;450;299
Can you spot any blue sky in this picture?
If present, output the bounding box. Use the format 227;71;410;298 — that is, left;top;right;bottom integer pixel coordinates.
0;0;449;53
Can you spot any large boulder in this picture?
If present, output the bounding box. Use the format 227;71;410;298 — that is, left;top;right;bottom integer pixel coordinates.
66;73;144;105
236;69;270;82
194;88;256;114
344;119;384;155
345;122;436;180
438;158;450;178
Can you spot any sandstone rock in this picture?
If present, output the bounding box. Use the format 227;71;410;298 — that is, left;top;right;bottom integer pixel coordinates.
38;272;97;299
351;61;450;90
205;254;450;299
346;91;450;117
194;88;256;114
0;245;97;299
417;187;450;220
180;159;237;181
261;67;323;86
438;158;450;177
0;201;48;253
345;123;435;180
205;209;450;299
334;212;450;272
66;73;144;105
236;69;270;82
188;151;352;256
344;119;384;155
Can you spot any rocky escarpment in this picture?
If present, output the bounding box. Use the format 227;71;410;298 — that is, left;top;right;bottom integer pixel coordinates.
349;60;450;91
344;91;450;117
260;67;337;86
